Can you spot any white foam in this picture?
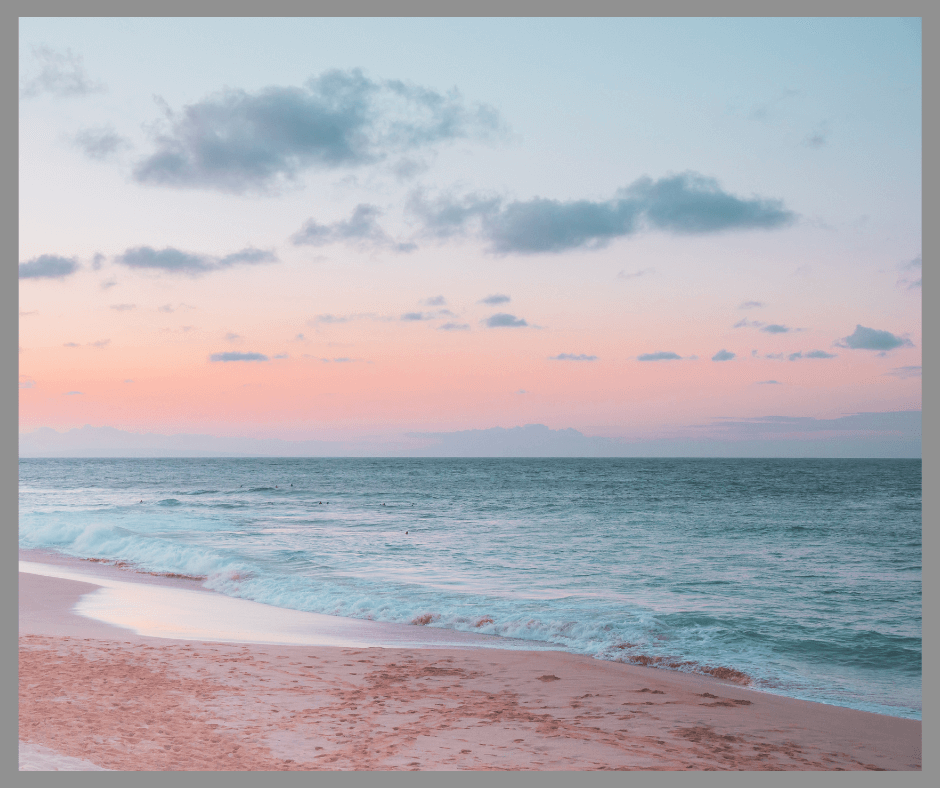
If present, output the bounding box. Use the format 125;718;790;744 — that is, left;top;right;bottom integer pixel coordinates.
19;560;554;651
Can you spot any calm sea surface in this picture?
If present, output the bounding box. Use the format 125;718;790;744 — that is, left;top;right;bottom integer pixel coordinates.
18;458;922;719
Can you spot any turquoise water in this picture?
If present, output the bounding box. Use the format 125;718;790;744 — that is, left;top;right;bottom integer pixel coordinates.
18;457;922;719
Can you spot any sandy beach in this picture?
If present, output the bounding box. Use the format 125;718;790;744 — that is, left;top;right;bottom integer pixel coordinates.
19;552;921;771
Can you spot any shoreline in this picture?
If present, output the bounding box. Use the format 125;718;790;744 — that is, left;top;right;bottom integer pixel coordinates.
18;550;922;770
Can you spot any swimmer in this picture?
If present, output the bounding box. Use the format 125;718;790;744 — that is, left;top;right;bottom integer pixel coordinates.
405;531;408;535
319;501;322;505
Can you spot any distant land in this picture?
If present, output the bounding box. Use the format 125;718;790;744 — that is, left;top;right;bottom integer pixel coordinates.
19;412;921;458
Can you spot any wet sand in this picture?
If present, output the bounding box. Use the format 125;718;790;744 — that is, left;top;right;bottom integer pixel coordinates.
19;556;922;770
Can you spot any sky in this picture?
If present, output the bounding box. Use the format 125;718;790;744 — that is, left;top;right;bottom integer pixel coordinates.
18;18;922;455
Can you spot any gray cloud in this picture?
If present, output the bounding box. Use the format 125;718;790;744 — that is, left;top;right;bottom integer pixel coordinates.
479;294;510;305
788;349;836;361
19;377;36;389
291;204;416;252
485;313;528;328
439;322;470;331
734;318;763;329
803;130;828;149
110;304;136;312
133;69;503;192
711;349;735;361
273;353;289;359
20;46;104;99
63;342;80;348
225;332;243;341
64;391;83;396
638;352;682;361
761;324;791;334
617;268;654;280
422;295;447;306
756;380;781;385
885;366;922;379
835;325;914;351
100;279;117;290
209;352;269;362
401;312;433;321
19;255;80;280
410;172;794;254
89;339;110;349
91;253;105;271
308;313;386;326
115;245;277;275
550;353;598;361
74;127;130;160
739;300;764;309
897;255;921;289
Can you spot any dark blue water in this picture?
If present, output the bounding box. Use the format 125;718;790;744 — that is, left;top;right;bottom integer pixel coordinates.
18;458;922;718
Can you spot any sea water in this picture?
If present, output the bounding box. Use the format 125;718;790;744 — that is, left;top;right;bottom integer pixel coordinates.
18;457;922;719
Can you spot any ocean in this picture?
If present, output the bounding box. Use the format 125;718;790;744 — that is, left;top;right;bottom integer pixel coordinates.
18;457;922;720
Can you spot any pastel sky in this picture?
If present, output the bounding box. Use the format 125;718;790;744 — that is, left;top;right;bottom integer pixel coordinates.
18;18;922;452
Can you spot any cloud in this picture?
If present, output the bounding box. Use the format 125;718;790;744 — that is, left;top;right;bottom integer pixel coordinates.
20;46;104;99
734;318;762;329
225;332;243;341
401;312;433;321
89;339;110;349
761;324;791;334
63;342;80;348
897;255;921;289
291;204;416;252
439;322;470;331
273;353;288;359
550;353;598;361
803;130;828;149
19;376;36;389
756;380;781;385
209;352;269;362
485;313;528;328
479;294;510;305
91;253;105;271
410;172;794;254
110;304;135;311
490;195;641;253
115;245;277;275
100;279;117;289
73;127;130;160
638;351;682;361
64;391;83;396
739;301;764;309
132;68;503;192
422;295;447;306
788;349;836;360
19;254;80;280
308;313;386;325
711;349;735;361
705;411;920;440
617;268;654;280
835;325;914;351
884;366;921;379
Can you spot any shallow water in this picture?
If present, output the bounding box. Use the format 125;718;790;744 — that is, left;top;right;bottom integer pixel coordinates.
18;457;922;718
